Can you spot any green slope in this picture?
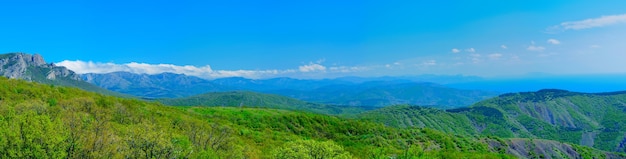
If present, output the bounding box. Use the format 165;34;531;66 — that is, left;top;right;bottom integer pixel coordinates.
359;105;477;135
360;89;626;153
157;91;374;116
3;77;616;158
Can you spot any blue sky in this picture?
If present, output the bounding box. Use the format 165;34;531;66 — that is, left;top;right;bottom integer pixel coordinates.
1;1;626;79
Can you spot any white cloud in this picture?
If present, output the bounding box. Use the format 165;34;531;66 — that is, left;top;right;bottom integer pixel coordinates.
501;45;508;49
329;66;366;73
384;62;401;69
450;48;476;53
57;60;213;75
527;45;546;52
527;41;545;52
298;63;326;72
57;60;296;79
547;39;561;45
469;53;481;63
465;48;476;53
538;52;557;57
451;48;460;53
488;53;503;59
56;59;379;79
548;14;626;32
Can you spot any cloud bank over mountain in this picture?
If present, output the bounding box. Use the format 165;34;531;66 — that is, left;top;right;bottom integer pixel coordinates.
57;60;370;79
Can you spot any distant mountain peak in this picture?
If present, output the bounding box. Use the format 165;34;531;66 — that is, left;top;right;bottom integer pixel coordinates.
0;53;130;97
0;52;45;66
0;52;81;81
536;89;570;93
499;89;626;99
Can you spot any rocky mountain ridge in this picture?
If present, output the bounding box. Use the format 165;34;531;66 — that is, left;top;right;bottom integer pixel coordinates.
82;71;222;98
0;53;129;97
0;53;81;81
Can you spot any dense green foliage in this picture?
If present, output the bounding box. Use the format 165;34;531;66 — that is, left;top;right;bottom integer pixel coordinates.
360;89;626;154
157;91;373;116
359;105;476;135
185;107;518;158
0;77;521;158
271;139;353;159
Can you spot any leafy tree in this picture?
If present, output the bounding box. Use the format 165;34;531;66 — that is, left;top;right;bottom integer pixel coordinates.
272;139;353;159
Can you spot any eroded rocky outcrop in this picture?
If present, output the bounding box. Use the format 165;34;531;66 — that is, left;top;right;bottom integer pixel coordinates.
487;138;623;159
0;53;81;81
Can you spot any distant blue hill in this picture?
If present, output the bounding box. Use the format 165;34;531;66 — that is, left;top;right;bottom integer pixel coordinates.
82;72;497;107
446;74;626;93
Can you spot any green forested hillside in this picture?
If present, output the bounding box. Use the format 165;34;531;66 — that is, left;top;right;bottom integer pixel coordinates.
359;105;477;135
359;89;626;154
0;77;620;158
157;91;373;116
0;77;527;158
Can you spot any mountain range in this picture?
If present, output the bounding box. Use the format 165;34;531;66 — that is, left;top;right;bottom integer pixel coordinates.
83;72;223;98
447;75;626;93
82;71;499;107
268;81;497;108
0;53;495;108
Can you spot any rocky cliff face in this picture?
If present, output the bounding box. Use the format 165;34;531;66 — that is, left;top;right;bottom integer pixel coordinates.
487;138;623;159
0;53;81;81
81;72;224;98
